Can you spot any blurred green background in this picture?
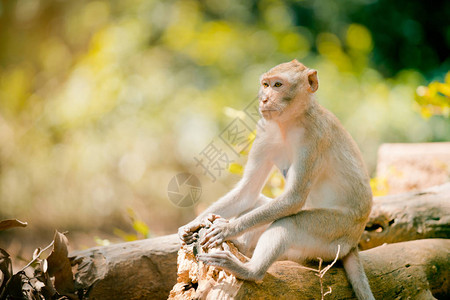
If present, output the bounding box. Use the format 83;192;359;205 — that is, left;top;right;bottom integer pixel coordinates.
0;0;449;251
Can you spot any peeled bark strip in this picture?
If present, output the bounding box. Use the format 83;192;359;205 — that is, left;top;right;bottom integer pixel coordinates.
168;240;245;300
171;239;449;299
361;183;450;250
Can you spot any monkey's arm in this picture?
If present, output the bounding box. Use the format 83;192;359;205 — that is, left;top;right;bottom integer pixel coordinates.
201;143;320;248
199;138;273;220
238;145;320;228
179;136;273;244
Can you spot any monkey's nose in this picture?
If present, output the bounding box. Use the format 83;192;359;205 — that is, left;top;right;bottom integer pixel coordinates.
262;97;269;104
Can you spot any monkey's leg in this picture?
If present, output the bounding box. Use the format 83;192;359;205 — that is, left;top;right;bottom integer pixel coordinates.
233;208;359;280
285;208;362;261
285;209;375;300
231;195;272;256
199;208;363;281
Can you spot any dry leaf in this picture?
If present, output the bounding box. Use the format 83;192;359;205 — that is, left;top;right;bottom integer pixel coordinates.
46;231;74;294
0;219;28;231
42;259;48;274
0;248;12;293
2;272;24;299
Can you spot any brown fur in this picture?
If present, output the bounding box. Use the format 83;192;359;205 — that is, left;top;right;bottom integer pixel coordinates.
264;59;307;77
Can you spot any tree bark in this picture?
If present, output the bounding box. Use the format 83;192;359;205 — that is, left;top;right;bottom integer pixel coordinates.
361;182;450;250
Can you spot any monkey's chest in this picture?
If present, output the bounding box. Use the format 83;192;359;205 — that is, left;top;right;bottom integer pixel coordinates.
272;154;291;179
267;124;300;179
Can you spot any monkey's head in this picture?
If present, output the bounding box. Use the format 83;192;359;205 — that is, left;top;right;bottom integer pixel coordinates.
258;59;318;121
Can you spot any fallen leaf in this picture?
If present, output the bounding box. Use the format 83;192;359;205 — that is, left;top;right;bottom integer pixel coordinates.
1;272;24;299
0;248;12;293
34;265;58;299
47;231;74;294
0;219;28;231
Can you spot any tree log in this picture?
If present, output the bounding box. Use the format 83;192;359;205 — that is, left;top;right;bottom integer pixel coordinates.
70;234;180;299
361;182;450;250
170;239;449;299
69;184;450;299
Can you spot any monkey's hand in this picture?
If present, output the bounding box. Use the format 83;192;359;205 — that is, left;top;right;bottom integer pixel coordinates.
178;220;205;245
200;216;236;249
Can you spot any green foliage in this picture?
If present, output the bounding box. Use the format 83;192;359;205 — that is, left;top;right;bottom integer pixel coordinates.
112;207;151;242
415;72;450;118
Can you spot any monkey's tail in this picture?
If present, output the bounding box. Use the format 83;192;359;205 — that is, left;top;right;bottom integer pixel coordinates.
342;248;375;300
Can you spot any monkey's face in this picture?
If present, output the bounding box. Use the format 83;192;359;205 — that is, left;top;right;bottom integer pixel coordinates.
258;74;296;120
258;60;319;121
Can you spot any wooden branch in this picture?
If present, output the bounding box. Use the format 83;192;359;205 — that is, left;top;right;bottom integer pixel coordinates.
170;239;449;299
361;182;450;250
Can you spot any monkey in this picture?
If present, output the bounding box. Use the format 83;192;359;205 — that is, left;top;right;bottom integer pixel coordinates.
178;59;375;300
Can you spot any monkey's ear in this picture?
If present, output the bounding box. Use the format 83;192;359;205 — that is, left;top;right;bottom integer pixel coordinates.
307;69;319;93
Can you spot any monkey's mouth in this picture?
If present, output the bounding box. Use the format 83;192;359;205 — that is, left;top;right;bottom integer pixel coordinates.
260;109;278;118
260;109;278;113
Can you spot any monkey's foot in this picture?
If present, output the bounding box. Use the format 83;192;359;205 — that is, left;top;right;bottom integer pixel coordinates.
197;251;263;281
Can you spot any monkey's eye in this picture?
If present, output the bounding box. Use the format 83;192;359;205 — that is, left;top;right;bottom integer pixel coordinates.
263;82;269;88
274;82;282;87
